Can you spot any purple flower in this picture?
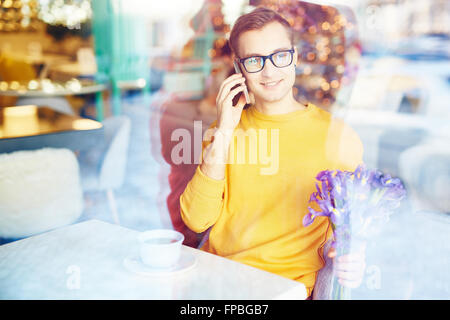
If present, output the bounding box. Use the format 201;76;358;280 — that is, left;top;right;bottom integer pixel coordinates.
303;208;330;227
303;164;406;300
316;170;331;181
304;165;406;239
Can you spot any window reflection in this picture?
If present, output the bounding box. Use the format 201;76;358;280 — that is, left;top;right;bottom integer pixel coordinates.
148;0;450;300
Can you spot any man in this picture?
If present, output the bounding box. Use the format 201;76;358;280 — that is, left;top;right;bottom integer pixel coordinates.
180;7;365;298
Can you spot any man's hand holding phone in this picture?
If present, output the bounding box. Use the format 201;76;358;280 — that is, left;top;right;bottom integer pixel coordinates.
215;73;249;132
200;71;251;180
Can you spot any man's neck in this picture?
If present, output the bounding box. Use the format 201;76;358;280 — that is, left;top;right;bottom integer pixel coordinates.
253;91;306;115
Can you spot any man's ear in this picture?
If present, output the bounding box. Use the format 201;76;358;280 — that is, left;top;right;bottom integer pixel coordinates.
231;52;239;63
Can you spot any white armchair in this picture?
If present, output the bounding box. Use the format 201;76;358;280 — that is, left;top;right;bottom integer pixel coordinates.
0;148;83;239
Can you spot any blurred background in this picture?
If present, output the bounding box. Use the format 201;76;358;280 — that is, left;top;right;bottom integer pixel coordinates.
0;0;449;299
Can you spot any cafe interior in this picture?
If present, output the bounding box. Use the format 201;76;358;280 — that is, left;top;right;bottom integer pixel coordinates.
0;0;449;299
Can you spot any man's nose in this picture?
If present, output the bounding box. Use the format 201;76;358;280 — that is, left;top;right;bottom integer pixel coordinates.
261;58;277;77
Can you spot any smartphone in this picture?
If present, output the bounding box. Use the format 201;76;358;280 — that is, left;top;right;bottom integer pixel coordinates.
233;60;251;105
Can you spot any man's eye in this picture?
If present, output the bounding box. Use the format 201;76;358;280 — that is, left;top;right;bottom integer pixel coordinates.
247;57;259;65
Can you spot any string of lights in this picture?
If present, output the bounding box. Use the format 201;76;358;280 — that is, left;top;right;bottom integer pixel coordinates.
0;0;40;32
38;0;91;29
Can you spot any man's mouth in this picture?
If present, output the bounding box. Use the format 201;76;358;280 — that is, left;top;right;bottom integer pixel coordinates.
260;79;283;88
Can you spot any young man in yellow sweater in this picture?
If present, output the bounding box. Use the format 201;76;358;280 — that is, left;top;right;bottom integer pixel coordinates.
180;7;366;298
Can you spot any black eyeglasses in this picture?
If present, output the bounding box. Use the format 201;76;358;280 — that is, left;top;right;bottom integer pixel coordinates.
238;48;295;73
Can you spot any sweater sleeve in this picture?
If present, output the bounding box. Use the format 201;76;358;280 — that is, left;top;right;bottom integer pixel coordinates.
180;121;226;233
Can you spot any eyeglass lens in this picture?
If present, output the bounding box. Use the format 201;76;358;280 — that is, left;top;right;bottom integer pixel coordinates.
243;50;293;73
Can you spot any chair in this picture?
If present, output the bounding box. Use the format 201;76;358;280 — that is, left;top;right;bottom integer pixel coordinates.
0;148;83;239
398;138;450;213
78;115;131;225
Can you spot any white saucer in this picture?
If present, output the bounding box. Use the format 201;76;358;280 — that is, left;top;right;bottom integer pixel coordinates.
123;251;197;276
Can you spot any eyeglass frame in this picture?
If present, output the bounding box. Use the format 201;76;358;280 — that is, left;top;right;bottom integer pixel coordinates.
237;48;296;73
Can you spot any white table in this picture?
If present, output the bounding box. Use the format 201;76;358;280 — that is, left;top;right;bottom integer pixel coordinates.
0;220;307;299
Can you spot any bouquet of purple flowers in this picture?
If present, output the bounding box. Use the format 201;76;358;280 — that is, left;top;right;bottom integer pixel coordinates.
303;164;406;299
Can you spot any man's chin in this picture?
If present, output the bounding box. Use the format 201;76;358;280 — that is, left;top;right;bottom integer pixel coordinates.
258;93;287;103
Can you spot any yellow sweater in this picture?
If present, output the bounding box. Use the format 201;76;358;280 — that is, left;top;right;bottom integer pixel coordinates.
180;103;364;297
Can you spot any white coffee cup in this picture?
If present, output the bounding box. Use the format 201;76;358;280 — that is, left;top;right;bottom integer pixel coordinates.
138;229;184;268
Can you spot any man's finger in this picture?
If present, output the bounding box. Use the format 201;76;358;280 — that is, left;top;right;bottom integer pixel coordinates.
335;262;365;273
327;248;337;258
336;271;360;281
338;278;363;289
217;74;245;103
223;85;246;106
337;253;365;263
217;78;246;107
335;264;365;277
234;91;248;109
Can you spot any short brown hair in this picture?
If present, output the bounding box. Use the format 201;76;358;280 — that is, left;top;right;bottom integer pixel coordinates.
229;7;294;58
